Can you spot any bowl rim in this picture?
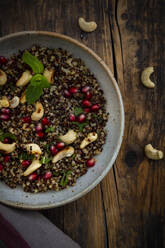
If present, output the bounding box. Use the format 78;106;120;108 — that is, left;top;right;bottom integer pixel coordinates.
0;31;124;210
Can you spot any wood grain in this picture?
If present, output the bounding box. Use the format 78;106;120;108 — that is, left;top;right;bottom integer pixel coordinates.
0;0;164;247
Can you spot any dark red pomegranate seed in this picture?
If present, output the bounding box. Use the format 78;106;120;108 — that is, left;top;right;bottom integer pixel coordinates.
86;158;96;167
50;145;58;155
3;138;9;144
0;114;10;121
0;56;7;65
42;117;50;125
77;114;86;123
1;108;10;115
85;91;92;99
28;173;37;181
22;116;31;123
84;108;90;113
0;164;3;172
35;123;43;132
4;156;10;163
64;89;71;98
82;100;91;107
22;160;31;167
44;171;52;180
69;87;78;94
82;86;90;93
91;104;100;111
56;142;65;150
37;131;44;138
69;113;76;121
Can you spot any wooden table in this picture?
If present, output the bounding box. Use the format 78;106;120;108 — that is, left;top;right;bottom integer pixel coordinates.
0;0;164;247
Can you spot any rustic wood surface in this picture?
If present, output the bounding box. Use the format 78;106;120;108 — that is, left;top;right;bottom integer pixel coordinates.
0;0;164;247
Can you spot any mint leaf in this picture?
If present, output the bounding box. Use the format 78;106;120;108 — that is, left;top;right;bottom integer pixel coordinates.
60;171;72;187
0;132;17;142
22;51;44;74
19;153;34;161
72;120;89;132
31;74;50;88
40;156;51;164
26;84;43;104
45;126;55;133
74;107;84;116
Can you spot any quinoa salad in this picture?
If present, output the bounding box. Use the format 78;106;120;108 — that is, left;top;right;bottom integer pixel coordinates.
0;46;108;193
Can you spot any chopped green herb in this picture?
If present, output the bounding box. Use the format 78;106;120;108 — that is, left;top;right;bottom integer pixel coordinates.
72;120;89;132
74;107;84;116
22;51;44;74
19;153;34;161
45;126;55;133
92;113;98;118
0;132;17;142
72;154;76;159
60;171;72;187
40;156;51;164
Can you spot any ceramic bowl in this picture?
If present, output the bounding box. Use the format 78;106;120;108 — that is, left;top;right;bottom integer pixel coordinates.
0;31;124;209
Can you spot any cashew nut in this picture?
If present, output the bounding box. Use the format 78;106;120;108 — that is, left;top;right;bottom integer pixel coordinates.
78;17;97;32
16;70;32;87
31;102;44;121
59;130;77;144
0;96;9;108
20;91;26;104
0;70;7;85
145;144;164;160
10;96;20;108
80;132;98;149
25;143;42;155
52;146;74;163
141;67;155;88
43;68;55;84
23;159;42;176
0;142;16;153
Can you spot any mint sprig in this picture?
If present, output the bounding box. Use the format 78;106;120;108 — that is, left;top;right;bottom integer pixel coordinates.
60;171;72;187
22;51;44;74
74;107;84;116
0;131;17;142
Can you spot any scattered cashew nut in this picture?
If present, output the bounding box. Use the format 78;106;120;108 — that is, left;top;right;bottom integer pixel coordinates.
16;70;32;87
141;67;155;88
10;96;20;108
20;91;26;104
59;130;77;144
43;68;55;84
0;142;16;153
23;159;42;176
145;144;164;160
0;96;9;108
52;146;74;163
0;70;7;85
78;17;97;32
25;143;42;155
31;102;44;121
80;132;98;149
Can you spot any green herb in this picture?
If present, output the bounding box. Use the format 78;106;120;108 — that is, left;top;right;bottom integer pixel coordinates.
19;153;34;161
74;107;84;116
45;126;55;133
40;156;51;164
92;113;98;118
26;74;50;104
60;171;72;187
22;51;44;74
0;132;17;142
53;172;60;177
72;154;76;159
72;120;89;132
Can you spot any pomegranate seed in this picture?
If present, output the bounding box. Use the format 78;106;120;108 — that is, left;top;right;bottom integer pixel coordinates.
50;145;58;155
22;116;31;123
69;87;78;94
77;114;86;123
37;131;44;138
28;173;37;181
44;171;52;180
84;108;90;113
38;176;42;181
1;108;10;115
4;156;10;163
69;113;76;121
0;56;7;65
82;86;90;93
56;142;65;150
35;123;43;132
85;91;92;99
42;117;50;125
82;99;91;107
22;160;31;167
91;104;100;111
86;158;96;167
64;89;71;98
0;164;3;172
3;138;10;144
0;114;10;121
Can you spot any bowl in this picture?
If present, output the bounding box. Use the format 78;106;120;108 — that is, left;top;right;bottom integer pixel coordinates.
0;31;124;209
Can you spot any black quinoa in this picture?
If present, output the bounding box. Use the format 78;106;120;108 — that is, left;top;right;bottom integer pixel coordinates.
0;46;109;193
